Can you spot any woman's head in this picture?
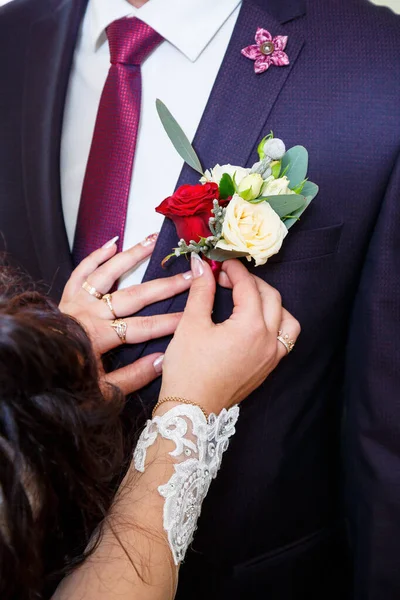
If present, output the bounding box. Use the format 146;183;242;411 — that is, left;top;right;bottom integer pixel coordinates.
0;265;128;599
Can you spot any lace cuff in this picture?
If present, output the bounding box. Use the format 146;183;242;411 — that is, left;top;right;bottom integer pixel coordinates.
133;404;240;565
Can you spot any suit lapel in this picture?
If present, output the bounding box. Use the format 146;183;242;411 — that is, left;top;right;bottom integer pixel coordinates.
22;0;89;296
176;0;306;175
141;0;306;296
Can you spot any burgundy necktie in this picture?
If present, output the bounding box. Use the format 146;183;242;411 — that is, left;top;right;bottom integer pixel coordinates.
72;18;163;266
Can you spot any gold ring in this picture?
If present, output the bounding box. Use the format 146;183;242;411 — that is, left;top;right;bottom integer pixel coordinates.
102;293;117;319
82;280;103;300
111;319;127;344
277;330;296;354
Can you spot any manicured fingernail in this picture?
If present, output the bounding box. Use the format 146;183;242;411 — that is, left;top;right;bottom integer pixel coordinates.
153;355;164;374
141;233;159;247
103;235;119;249
191;253;204;278
182;271;193;281
218;271;230;285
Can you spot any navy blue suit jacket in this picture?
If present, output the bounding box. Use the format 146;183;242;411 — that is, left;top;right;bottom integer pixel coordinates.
0;0;399;598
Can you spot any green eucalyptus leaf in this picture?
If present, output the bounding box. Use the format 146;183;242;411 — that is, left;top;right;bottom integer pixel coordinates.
280;146;309;188
248;194;306;213
300;181;319;201
266;194;306;218
283;196;313;229
156;99;203;175
282;181;318;229
207;248;250;262
248;195;270;204
219;173;235;200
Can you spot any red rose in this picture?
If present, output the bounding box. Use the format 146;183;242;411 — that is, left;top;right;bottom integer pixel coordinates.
156;182;219;243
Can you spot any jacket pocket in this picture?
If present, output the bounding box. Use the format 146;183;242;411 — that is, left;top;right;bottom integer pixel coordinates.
231;522;351;600
266;222;344;264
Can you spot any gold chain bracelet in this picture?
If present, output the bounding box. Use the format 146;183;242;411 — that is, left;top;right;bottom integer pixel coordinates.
152;397;209;420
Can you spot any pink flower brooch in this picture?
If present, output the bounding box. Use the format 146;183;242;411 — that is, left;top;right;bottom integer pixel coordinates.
242;28;289;74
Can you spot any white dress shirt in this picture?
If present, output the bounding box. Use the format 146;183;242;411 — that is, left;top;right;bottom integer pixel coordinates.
61;0;241;286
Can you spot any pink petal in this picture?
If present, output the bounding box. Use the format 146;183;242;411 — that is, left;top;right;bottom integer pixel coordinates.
254;56;271;74
271;51;290;67
273;35;288;51
255;27;273;46
241;44;260;60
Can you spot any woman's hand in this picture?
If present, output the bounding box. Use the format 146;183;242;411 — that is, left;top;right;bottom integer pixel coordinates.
159;254;300;415
53;252;300;600
59;235;193;394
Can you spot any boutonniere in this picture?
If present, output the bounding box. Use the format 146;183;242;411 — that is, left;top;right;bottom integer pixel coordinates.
241;28;289;74
155;100;318;276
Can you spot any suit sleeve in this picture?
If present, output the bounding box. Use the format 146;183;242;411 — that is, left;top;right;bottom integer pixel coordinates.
345;152;400;599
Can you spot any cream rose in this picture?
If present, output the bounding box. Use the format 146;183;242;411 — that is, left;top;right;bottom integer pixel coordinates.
216;194;288;266
262;175;295;196
201;164;250;186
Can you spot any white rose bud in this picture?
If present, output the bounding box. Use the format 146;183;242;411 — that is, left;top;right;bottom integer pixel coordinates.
262;175;295;196
216;194;288;266
263;138;286;161
237;173;264;201
201;164;250;186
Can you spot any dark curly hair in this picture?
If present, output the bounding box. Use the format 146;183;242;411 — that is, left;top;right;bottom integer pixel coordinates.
0;263;134;599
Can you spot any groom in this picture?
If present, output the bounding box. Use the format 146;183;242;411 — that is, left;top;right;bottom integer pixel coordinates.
1;0;400;598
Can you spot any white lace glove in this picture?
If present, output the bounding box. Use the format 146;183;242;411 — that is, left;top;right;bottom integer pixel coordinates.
133;404;240;565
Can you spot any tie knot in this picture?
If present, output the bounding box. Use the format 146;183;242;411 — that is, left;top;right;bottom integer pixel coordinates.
107;17;163;66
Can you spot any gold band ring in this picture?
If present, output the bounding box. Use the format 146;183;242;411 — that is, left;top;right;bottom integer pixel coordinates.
102;293;117;319
111;319;127;344
277;330;296;354
82;281;103;300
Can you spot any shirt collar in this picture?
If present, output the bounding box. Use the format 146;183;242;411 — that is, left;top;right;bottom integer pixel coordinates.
88;0;242;62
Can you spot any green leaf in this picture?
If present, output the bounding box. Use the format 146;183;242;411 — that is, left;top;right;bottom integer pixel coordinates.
271;161;281;179
232;171;239;192
207;248;250;262
239;187;254;201
283;181;319;229
156;99;203;175
300;181;319;201
283;196;313;229
257;131;273;160
280;146;309;188
249;194;306;216
282;182;319;229
292;178;308;195
280;163;290;178
264;194;306;218
248;195;271;204
219;173;235;200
